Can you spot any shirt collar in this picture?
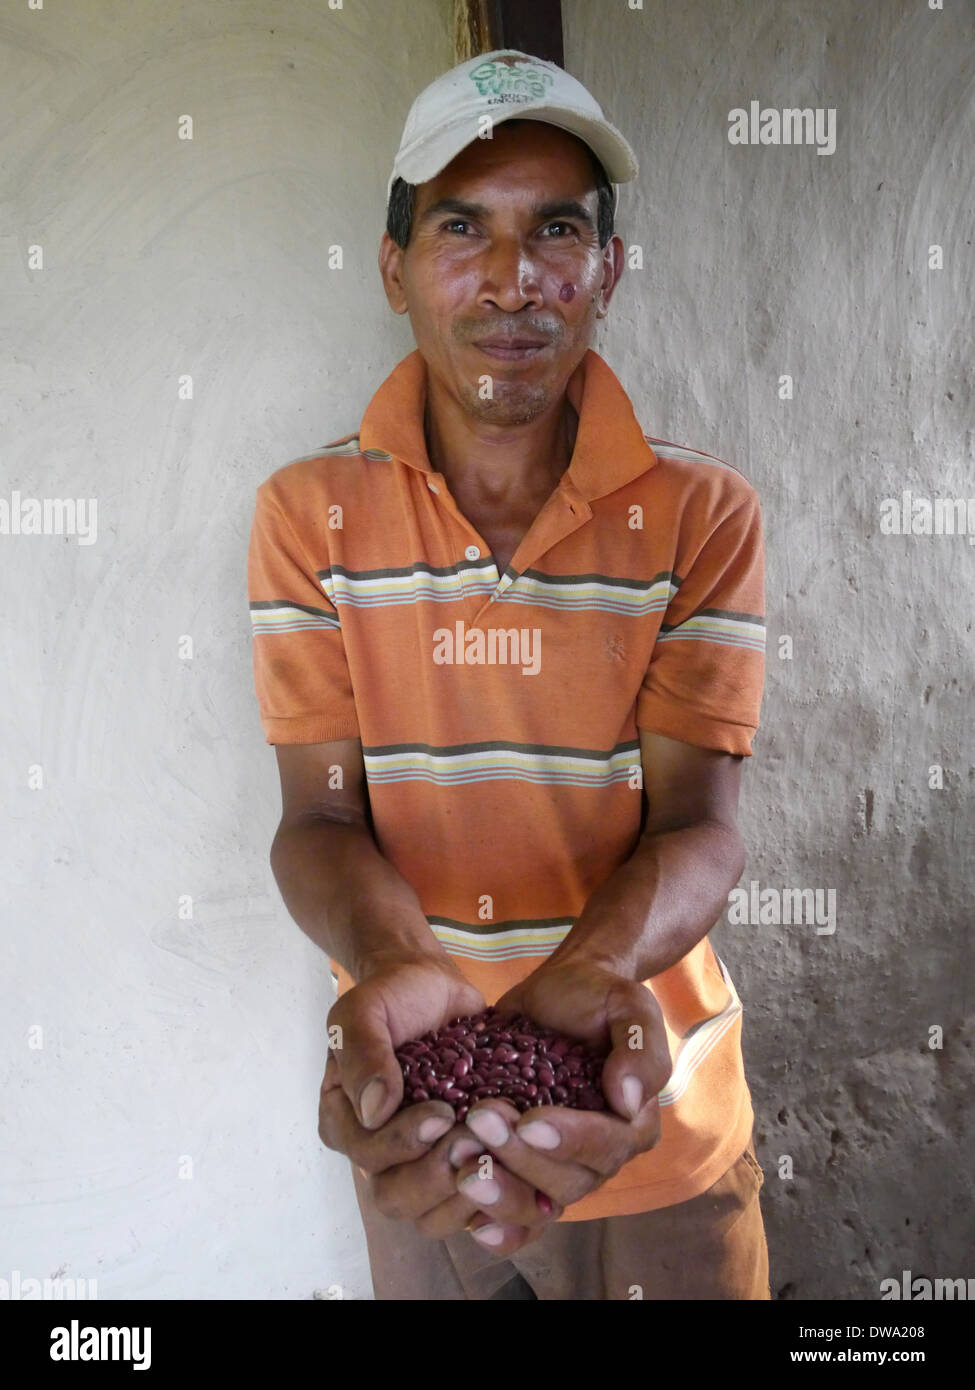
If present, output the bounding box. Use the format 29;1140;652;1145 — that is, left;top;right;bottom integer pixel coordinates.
357;347;657;502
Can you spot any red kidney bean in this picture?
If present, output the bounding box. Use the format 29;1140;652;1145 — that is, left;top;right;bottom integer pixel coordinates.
394;1010;610;1120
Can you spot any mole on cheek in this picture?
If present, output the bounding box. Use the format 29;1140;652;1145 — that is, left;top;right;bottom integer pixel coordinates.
558;282;576;302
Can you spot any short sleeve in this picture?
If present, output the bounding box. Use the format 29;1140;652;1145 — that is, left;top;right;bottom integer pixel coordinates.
635;486;766;756
247;480;360;745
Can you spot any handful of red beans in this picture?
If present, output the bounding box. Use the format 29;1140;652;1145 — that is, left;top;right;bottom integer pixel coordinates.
395;1006;608;1122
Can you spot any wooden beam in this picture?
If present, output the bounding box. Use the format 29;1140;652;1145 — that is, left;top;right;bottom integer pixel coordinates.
454;0;564;66
453;0;493;62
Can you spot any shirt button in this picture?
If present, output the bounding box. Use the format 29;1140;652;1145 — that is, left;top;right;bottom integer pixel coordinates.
427;480;440;494
464;545;480;560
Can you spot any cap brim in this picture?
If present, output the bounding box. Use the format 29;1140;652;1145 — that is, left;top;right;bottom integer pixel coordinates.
389;104;637;214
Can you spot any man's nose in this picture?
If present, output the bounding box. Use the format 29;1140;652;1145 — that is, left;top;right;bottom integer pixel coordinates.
477;238;543;309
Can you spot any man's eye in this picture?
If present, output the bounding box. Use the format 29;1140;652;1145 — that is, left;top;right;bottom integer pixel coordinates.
442;220;470;234
543;222;575;237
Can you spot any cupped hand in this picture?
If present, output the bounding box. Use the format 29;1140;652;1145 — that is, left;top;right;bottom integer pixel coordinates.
316;955;561;1244
442;956;674;1257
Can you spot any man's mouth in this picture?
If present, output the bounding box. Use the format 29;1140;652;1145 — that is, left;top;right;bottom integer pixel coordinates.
472;337;550;361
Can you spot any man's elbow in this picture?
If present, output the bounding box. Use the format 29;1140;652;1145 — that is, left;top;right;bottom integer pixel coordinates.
705;819;747;888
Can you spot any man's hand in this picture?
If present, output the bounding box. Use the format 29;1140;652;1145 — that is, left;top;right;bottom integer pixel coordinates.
317;955;562;1243
445;957;674;1257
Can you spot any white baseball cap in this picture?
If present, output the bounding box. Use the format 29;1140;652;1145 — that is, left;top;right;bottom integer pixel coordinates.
387;50;639;217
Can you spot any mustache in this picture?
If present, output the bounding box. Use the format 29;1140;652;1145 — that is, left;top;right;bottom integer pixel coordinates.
457;319;563;342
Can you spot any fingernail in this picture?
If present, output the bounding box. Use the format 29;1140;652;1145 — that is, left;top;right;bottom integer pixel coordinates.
417;1115;453;1143
470;1224;505;1247
359;1079;387;1128
519;1120;561;1150
536;1191;554;1216
460;1174;501;1205
466;1109;508;1146
622;1075;643;1118
449;1136;483;1168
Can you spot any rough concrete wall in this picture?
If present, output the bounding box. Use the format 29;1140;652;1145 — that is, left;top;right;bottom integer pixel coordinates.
2;0;971;1303
563;0;975;1298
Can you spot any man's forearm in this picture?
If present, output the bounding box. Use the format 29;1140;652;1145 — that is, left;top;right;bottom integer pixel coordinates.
269;816;450;980
546;820;746;982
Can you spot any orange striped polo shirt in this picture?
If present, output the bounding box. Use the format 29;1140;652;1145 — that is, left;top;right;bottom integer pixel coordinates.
247;347;766;1220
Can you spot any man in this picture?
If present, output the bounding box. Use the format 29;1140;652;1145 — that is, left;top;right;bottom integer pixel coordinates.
247;49;770;1300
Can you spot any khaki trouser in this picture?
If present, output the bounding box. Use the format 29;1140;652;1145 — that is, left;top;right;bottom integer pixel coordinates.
350;1134;771;1300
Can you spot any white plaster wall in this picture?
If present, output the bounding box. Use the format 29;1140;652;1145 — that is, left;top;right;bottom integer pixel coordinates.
1;0;453;1303
1;0;972;1301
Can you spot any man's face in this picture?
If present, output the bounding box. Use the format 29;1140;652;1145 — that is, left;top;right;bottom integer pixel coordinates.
379;120;625;427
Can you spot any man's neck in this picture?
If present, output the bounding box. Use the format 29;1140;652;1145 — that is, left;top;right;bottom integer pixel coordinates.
423;382;578;508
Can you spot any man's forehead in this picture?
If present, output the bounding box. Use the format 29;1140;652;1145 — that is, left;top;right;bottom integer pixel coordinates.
420;122;599;197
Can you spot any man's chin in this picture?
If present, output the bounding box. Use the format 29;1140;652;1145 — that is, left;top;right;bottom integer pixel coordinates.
459;383;551;427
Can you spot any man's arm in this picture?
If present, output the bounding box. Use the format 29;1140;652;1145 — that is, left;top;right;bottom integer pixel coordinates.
447;730;749;1243
543;729;746;982
269;738;450;978
270;738;557;1242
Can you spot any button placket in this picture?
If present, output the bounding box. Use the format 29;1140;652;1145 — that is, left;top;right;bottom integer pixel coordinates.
427;474;498;613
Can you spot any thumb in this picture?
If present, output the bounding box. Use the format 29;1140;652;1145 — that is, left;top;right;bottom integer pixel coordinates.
601;984;673;1121
328;991;404;1131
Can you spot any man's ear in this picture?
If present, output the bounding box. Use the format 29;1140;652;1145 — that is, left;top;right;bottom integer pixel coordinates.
378;232;410;316
595;234;626;319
